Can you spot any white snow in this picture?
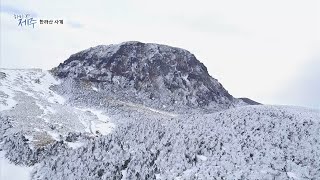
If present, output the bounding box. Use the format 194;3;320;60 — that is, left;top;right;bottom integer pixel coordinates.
287;172;300;179
0;151;33;180
155;174;162;179
196;155;207;161
0;69;65;107
121;169;127;180
0;85;16;111
91;86;98;91
67;142;84;149
109;99;178;117
46;131;61;141
76;108;115;135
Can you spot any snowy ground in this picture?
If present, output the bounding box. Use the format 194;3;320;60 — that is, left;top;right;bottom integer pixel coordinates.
0;69;117;179
0;151;33;180
0;69;115;142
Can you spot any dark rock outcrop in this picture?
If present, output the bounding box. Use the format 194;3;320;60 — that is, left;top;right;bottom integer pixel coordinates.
52;41;241;109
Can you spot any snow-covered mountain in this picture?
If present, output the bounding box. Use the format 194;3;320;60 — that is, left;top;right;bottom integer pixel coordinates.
52;41;244;111
0;42;319;180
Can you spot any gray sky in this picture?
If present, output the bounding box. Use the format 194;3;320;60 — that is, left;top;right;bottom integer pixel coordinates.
0;0;319;109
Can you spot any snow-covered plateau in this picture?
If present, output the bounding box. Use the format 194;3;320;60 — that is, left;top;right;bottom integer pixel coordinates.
0;42;319;180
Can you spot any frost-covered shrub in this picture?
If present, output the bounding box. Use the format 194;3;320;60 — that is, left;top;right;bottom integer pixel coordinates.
0;115;12;142
2;132;69;166
32;106;320;179
1;116;65;165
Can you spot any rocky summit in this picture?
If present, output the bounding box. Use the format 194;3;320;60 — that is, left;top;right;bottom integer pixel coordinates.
52;41;242;110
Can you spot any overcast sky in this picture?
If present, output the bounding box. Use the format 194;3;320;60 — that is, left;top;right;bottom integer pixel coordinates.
0;0;319;109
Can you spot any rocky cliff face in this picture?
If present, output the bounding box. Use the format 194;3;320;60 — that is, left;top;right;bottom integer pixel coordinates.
52;41;240;109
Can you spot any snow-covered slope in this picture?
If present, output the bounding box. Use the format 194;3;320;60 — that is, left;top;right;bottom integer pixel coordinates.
0;69;117;178
0;69;115;139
